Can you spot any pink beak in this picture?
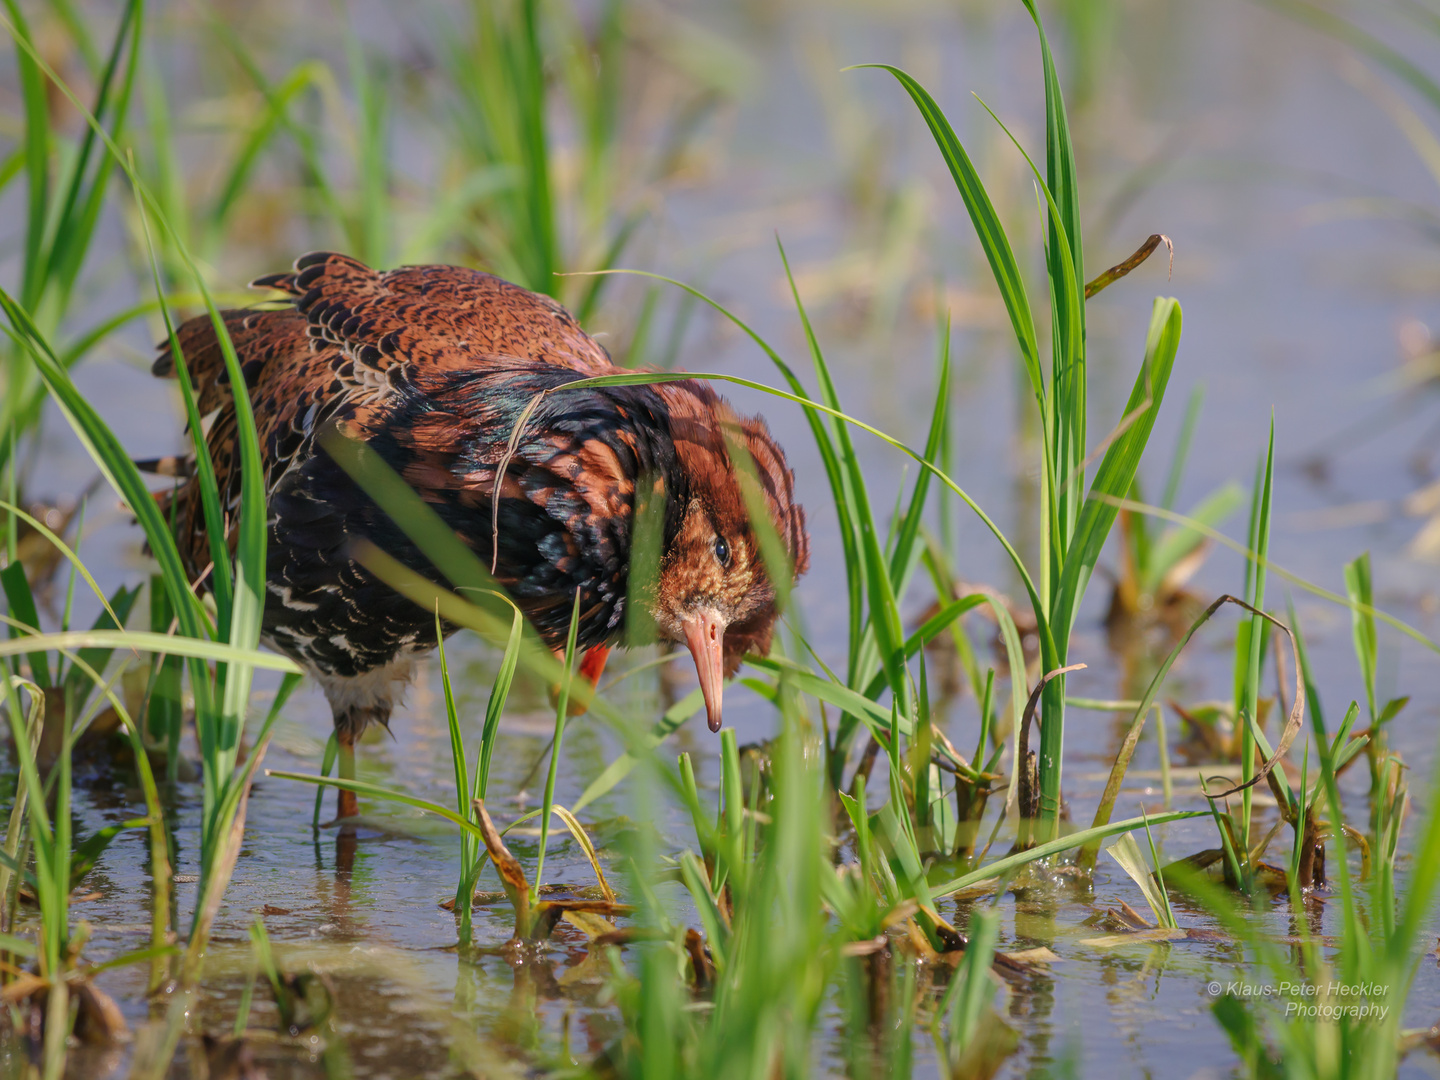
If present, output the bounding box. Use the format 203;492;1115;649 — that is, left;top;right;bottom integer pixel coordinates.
680;607;727;733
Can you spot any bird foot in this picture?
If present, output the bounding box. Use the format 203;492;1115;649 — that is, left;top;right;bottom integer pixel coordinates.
329;787;360;825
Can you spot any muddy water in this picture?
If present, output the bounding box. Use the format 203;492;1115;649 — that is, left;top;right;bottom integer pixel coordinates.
9;0;1440;1076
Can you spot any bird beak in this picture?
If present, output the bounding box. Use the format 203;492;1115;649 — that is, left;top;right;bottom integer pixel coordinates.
680;607;727;733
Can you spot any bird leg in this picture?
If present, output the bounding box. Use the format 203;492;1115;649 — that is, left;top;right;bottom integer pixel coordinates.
548;645;610;717
579;645;610;688
325;700;392;825
336;727;359;822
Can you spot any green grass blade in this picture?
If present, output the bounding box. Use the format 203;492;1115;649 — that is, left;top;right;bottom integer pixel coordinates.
204;22;347;230
0;19;284;884
1022;0;1083;297
855;65;1043;404
134;191;234;629
42;0;141;306
435;618;474;931
1053;298;1182;636
317;430;504;606
1;561;50;687
0;629;298;670
476;595;525;802
1286;597;1326;735
1237;418;1276;860
267;770;491;843
4;0;50;312
534;588;581;900
888;314;950;597
724;427;796;616
941;906;1000;1048
341;21;391;266
970;92;1084;564
775;241;866;677
2;677;60;967
60;583;141;718
1106;831;1169;928
0;499;123;630
0;294;211;642
312;734;338;830
1080;592;1262;870
571;688;704;814
1344;551;1378;723
932;809;1205;896
437;617;468;824
1393;751;1440;960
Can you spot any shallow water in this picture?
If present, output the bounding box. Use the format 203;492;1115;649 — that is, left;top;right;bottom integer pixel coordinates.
8;0;1440;1076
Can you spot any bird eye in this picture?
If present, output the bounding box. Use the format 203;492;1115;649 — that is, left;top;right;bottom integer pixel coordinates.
713;535;731;569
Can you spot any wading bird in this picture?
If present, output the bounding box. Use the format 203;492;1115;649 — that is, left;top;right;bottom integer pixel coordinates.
153;252;808;820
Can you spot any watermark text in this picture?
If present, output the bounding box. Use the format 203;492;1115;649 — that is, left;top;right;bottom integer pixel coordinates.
1204;980;1390;1022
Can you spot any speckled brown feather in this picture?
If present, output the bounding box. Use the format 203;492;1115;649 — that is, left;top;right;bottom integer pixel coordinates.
252;252;614;377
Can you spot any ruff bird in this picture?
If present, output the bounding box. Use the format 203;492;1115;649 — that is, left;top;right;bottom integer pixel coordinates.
153;253;809;819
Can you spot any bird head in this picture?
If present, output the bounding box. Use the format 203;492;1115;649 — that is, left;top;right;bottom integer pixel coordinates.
650;387;809;733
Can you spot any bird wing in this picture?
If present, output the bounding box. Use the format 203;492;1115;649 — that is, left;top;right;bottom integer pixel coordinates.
250;363;682;671
150;307;338;578
355;362;683;647
151;252;618;581
252;251;616;381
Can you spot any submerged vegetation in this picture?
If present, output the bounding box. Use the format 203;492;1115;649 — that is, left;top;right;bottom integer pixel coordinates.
0;1;1437;1078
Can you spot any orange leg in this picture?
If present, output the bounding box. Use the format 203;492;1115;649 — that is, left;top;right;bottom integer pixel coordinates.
550;644;611;717
336;727;359;821
579;644;611;687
